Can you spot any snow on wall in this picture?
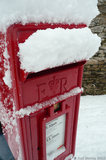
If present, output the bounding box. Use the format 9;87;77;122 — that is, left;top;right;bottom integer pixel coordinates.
18;27;101;73
0;0;99;32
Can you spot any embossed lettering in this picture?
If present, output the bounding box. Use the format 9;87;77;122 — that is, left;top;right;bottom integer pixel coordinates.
37;76;68;102
38;83;48;101
48;76;61;94
61;78;68;93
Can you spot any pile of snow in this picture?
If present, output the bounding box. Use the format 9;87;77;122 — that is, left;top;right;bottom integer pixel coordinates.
0;0;99;32
18;27;101;73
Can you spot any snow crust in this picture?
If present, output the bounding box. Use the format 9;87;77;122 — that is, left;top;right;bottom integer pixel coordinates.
15;128;23;160
0;101;22;159
3;47;12;88
0;101;15;133
18;28;101;73
15;87;82;118
3;69;12;89
0;87;82;125
0;0;99;32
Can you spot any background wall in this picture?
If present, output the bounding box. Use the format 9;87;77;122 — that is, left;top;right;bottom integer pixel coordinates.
82;0;106;95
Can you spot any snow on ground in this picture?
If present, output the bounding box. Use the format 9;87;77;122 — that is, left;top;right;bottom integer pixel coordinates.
76;95;106;158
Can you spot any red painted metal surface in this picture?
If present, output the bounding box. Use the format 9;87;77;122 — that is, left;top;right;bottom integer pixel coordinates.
0;33;13;111
0;23;86;160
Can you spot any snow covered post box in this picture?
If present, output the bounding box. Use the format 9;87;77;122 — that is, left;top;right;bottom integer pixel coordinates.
0;22;100;160
0;1;101;160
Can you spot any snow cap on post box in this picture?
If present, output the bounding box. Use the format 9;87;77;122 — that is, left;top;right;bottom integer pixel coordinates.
0;0;101;89
0;0;99;32
18;27;101;74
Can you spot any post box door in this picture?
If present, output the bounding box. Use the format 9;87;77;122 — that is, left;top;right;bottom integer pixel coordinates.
29;96;77;160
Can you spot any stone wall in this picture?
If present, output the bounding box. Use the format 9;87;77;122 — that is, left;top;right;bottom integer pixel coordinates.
82;0;106;95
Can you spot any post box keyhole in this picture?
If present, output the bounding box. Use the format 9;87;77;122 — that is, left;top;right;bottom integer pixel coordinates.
54;102;61;112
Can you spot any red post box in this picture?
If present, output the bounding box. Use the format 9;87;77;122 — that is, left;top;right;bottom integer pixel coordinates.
0;23;86;160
